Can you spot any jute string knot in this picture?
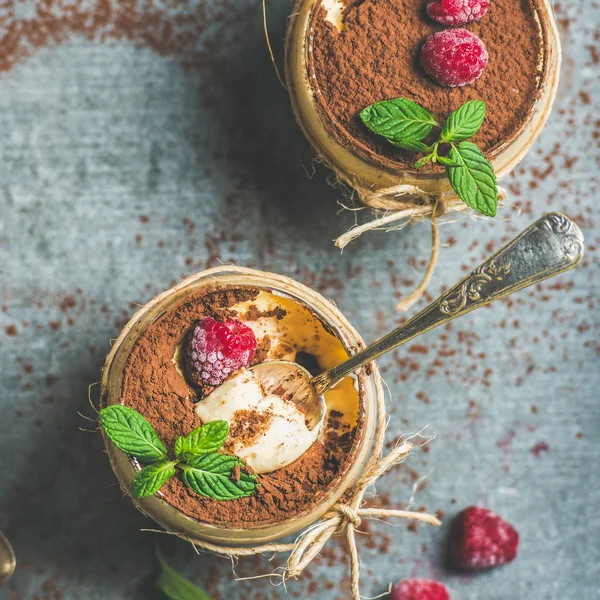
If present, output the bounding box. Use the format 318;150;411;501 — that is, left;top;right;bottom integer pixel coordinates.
336;504;361;529
282;440;442;596
335;181;473;250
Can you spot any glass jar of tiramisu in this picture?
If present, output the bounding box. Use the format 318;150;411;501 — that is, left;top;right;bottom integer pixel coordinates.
285;0;561;205
100;266;380;545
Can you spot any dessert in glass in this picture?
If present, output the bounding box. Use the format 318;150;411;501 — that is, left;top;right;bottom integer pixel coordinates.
285;0;561;205
100;266;381;544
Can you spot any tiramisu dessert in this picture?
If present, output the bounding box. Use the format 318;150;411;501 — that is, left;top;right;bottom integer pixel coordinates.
308;0;546;171
286;0;560;214
100;268;378;541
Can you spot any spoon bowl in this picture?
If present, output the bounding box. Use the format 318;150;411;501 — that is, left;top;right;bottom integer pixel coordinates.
252;213;584;430
250;361;325;431
0;531;16;584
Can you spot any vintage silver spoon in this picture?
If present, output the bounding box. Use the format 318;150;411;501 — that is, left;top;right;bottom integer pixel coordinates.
252;213;584;429
0;531;16;584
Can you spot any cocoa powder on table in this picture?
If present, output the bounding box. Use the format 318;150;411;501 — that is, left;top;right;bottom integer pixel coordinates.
119;285;358;526
309;0;544;171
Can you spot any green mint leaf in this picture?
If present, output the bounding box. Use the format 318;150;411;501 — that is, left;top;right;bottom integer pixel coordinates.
180;454;258;501
441;100;486;143
447;142;498;217
174;420;229;461
131;460;177;499
413;154;433;169
360;98;438;145
156;547;213;600
100;405;168;462
437;155;462;168
391;139;430;153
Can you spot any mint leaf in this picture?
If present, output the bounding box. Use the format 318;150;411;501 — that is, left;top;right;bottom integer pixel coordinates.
156;547;212;600
174;421;229;462
441;100;486;143
391;139;430;153
100;405;168;462
131;460;177;499
180;454;258;501
447;142;498;217
360;98;438;145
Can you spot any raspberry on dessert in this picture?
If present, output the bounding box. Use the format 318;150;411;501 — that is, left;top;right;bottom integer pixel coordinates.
426;0;490;27
390;579;450;600
186;317;257;386
450;506;519;569
420;29;489;87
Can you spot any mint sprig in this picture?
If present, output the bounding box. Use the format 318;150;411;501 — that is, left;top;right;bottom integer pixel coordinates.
440;100;487;143
99;405;258;501
360;98;498;217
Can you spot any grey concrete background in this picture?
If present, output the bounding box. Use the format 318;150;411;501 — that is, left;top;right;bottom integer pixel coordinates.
0;1;598;598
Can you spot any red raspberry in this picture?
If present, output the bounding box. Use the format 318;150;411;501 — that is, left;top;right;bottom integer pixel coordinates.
390;579;450;600
186;317;257;386
426;0;490;26
420;29;488;87
450;506;519;569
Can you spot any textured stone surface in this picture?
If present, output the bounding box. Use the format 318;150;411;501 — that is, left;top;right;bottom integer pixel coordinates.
0;1;598;598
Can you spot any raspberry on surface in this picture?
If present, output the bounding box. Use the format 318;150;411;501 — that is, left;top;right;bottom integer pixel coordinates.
390;578;450;600
450;506;519;569
186;317;257;387
420;29;488;87
426;0;490;26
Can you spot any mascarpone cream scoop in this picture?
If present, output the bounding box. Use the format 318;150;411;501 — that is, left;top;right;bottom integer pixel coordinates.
195;368;319;474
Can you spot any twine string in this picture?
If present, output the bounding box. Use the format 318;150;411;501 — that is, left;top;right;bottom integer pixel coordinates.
262;0;287;89
335;181;507;311
335;182;469;249
395;218;440;313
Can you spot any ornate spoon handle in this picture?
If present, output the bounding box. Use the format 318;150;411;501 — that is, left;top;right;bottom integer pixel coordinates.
313;213;584;395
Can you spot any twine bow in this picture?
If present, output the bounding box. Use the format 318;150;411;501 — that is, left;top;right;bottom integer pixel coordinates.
284;441;442;597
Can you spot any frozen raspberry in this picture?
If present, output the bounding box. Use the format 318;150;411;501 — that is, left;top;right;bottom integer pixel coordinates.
390;579;450;600
186;317;256;386
426;0;490;26
420;29;488;87
450;506;519;569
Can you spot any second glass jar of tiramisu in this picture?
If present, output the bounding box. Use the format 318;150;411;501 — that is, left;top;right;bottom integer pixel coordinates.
286;0;560;207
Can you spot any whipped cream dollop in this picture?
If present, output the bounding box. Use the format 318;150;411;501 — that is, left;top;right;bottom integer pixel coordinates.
195;368;319;474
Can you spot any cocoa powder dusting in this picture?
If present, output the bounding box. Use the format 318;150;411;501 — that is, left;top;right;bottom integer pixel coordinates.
224;409;273;451
310;0;544;170
120;285;359;526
